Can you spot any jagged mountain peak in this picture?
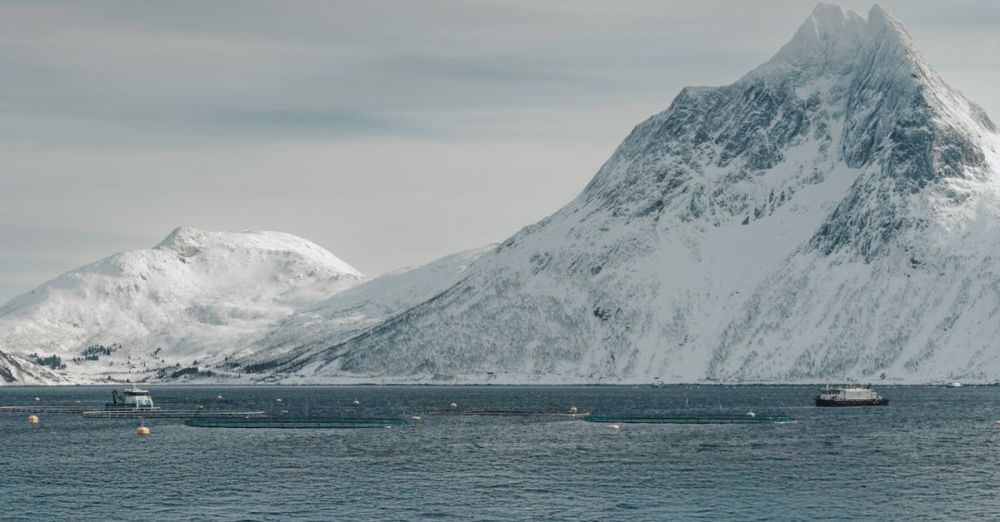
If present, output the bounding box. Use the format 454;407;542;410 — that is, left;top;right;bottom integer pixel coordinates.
771;4;866;67
578;3;994;236
757;4;925;82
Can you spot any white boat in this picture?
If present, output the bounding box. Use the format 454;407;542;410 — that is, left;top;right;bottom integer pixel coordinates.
815;384;888;407
946;382;962;388
105;385;159;411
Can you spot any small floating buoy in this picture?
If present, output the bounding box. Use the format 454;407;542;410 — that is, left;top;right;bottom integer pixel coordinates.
746;411;757;419
216;395;224;401
569;405;578;414
28;415;39;425
137;419;150;436
281;409;289;415
275;398;283;403
608;424;620;431
75;400;81;404
409;415;422;421
34;397;40;401
352;400;360;406
449;402;458;410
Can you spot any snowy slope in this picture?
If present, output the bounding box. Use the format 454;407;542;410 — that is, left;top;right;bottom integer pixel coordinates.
235;245;492;381
0;227;364;384
254;5;1000;384
0;351;68;384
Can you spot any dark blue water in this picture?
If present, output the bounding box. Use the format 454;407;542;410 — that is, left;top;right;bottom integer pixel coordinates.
2;385;998;521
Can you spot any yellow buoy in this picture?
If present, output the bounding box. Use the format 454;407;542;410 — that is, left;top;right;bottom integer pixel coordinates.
28;415;39;425
137;419;150;436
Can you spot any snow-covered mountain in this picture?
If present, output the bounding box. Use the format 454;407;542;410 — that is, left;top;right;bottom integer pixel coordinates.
3;4;997;385
0;227;364;383
237;4;1000;384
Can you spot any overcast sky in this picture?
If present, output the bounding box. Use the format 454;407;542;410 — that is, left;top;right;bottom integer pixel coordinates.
1;0;997;303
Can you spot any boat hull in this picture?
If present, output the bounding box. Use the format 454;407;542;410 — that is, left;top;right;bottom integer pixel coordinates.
815;398;889;407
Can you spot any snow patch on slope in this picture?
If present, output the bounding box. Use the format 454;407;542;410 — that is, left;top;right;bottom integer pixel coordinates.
236;245;493;381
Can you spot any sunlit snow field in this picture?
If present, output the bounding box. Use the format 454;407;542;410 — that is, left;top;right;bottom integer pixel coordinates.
2;385;999;520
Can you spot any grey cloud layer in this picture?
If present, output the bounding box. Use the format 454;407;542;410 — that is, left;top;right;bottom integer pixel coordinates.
0;0;997;303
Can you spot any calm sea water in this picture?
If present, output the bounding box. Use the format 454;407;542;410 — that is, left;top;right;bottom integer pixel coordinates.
2;385;999;521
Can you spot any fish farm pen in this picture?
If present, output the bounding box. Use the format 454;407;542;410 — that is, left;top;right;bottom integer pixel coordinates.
0;405;86;414
2;388;801;428
582;393;798;424
184;417;409;429
585;413;797;424
438;408;586;417
82;410;267;419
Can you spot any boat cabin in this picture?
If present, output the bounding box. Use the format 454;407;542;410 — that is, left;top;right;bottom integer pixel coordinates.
818;386;877;401
109;387;156;410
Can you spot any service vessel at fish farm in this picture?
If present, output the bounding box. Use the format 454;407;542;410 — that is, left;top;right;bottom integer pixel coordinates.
104;386;159;412
815;385;889;407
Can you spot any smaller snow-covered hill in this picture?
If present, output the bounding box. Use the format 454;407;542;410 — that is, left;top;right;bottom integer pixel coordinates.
0;227;364;383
